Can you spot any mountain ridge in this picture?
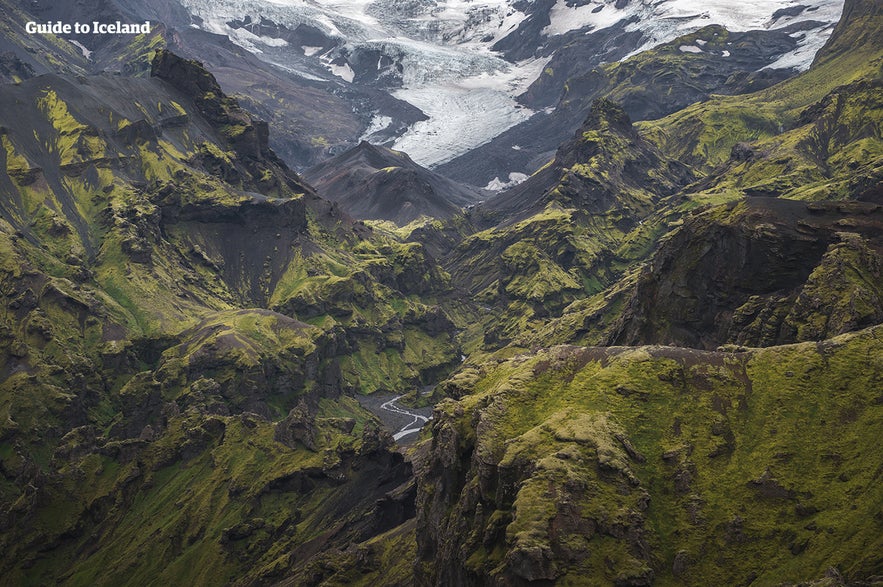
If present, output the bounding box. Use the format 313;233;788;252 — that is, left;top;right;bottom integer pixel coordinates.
304;140;481;225
0;0;881;584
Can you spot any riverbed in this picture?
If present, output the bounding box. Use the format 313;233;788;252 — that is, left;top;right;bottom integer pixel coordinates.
357;392;434;445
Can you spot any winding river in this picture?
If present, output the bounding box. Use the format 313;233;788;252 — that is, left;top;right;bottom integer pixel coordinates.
380;395;431;441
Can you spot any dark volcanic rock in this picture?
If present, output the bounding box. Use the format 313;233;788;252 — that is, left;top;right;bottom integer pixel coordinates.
303;141;480;225
610;198;883;349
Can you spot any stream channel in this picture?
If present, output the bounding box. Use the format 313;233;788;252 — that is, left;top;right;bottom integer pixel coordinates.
358;392;434;445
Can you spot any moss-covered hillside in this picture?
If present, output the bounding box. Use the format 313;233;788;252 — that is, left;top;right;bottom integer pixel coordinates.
0;49;458;584
417;327;883;585
1;0;882;584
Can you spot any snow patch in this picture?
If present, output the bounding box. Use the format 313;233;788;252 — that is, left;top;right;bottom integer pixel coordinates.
484;172;529;191
360;114;394;141
329;62;355;83
543;0;628;37
679;45;702;53
69;40;92;60
266;59;328;81
196;14;291;53
721;50;731;57
619;0;845;69
301;45;322;56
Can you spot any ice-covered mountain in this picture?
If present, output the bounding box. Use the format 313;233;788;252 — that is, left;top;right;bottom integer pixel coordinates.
177;0;844;176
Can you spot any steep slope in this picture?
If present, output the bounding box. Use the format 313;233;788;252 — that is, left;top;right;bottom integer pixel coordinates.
483;99;692;220
0;49;460;585
418;327;883;585
303;141;481;225
437;99;692;350
685;78;883;203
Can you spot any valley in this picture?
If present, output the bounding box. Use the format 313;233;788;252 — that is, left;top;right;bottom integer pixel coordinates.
0;0;881;585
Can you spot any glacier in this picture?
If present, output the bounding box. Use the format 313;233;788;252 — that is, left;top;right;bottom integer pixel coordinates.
177;0;845;168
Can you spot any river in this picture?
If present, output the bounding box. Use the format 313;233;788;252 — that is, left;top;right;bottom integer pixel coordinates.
358;392;434;445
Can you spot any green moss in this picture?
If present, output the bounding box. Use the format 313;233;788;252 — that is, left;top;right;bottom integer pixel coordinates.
36;89;105;167
419;325;883;584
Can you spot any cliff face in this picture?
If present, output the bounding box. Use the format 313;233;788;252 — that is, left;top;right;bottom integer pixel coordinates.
416;329;883;585
610;198;883;349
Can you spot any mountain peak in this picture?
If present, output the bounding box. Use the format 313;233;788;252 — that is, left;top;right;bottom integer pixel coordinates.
584;98;634;132
151;49;223;98
554;98;637;170
303;142;480;225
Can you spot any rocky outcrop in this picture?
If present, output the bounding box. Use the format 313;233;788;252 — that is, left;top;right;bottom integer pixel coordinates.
0;51;35;83
610;198;883;348
151;49;312;194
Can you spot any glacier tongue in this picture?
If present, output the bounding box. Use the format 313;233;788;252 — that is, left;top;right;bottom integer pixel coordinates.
391;85;531;168
390;54;549;167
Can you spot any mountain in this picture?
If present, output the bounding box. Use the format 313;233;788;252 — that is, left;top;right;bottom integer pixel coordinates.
1;0;882;584
445;0;883;354
303;141;481;225
436;21;824;187
67;0;845;181
430;98;694;351
0;49;461;584
483;98;693;220
0;0;850;182
0;0;425;168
